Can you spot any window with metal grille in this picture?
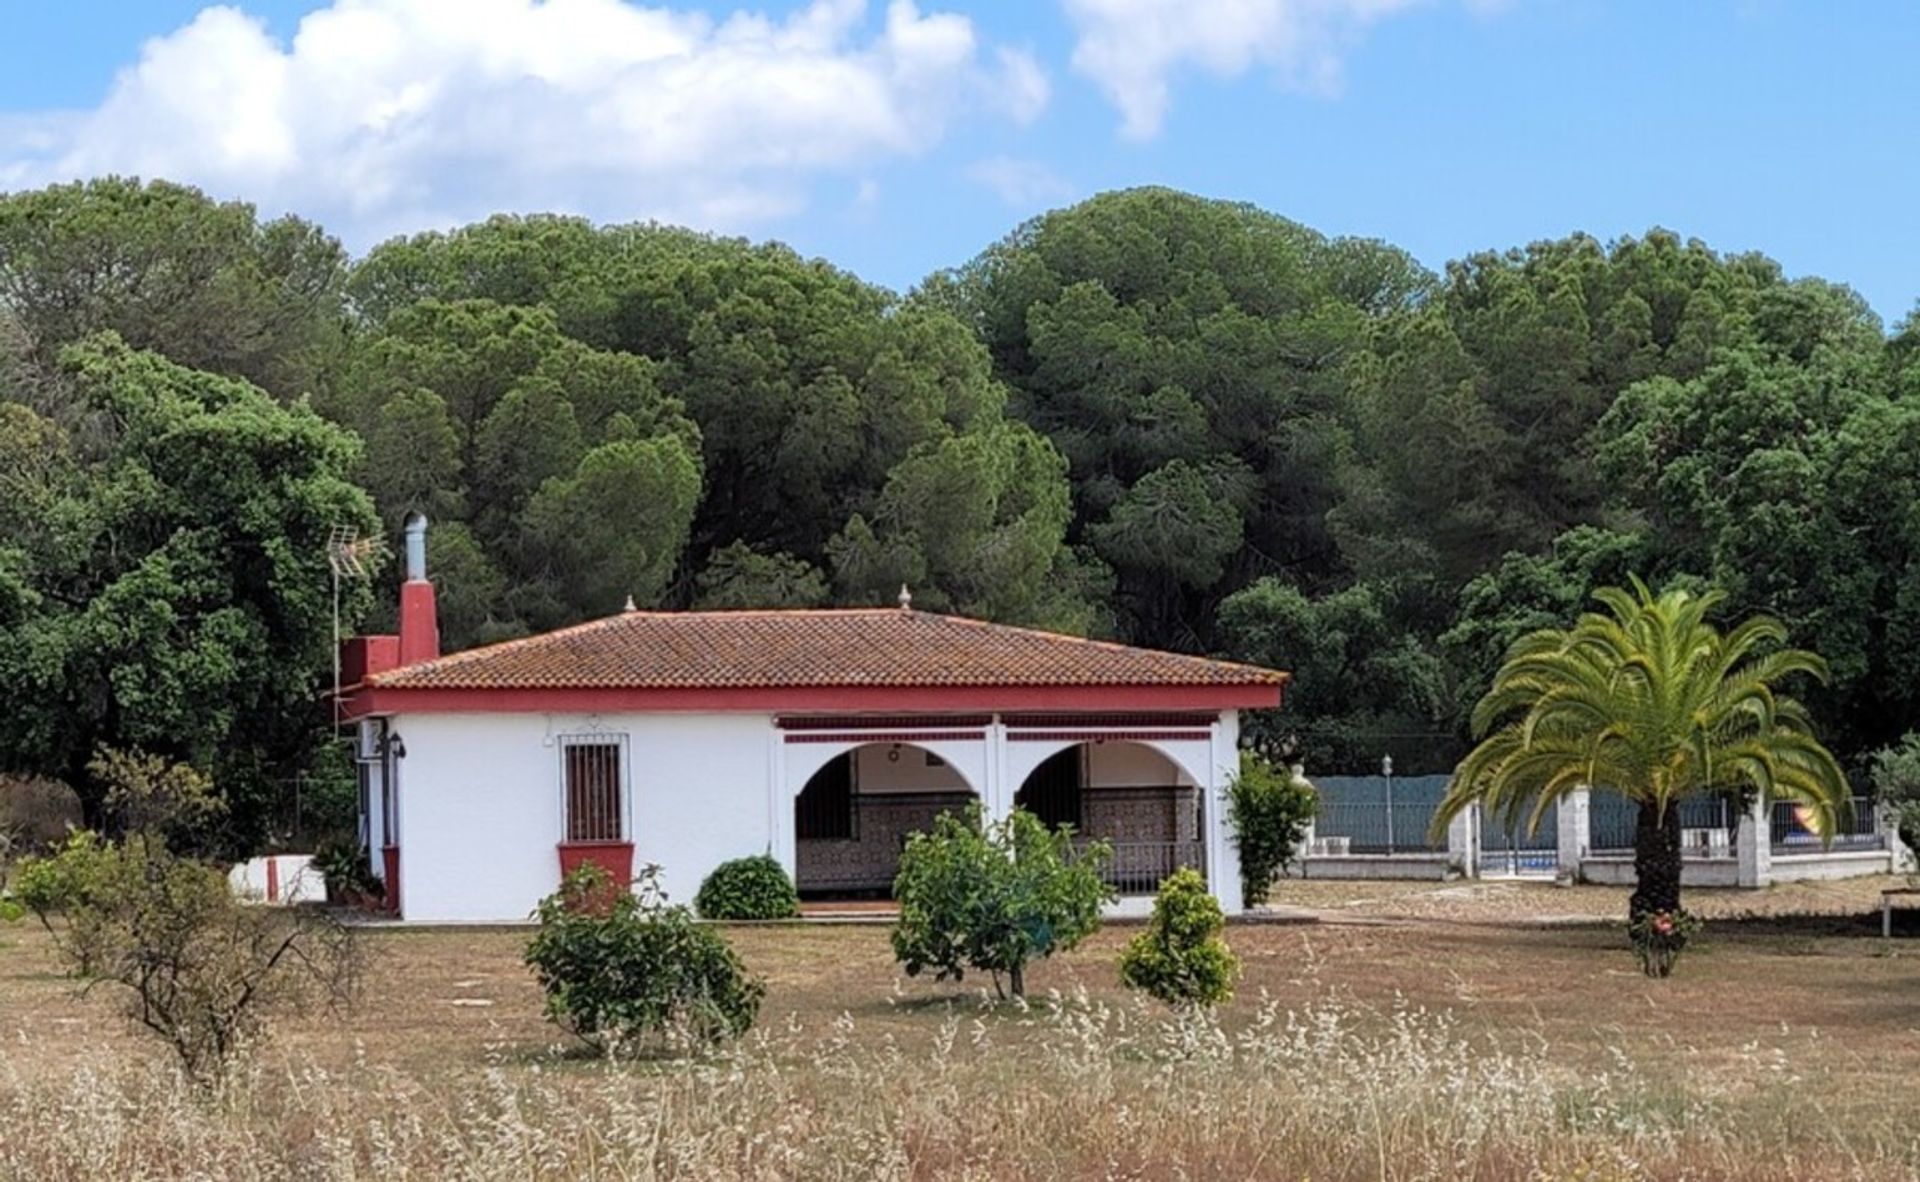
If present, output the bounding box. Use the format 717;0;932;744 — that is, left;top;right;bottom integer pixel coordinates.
562;739;626;843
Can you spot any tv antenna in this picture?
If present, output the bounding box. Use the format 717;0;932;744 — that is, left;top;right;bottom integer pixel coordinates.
328;525;382;724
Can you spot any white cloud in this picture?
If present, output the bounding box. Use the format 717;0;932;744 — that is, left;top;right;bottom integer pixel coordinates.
0;0;1049;245
1062;0;1424;139
967;155;1073;206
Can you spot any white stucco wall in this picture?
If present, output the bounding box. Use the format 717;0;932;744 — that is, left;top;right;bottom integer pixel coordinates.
1084;742;1190;788
852;743;974;793
392;711;775;921
377;708;1251;921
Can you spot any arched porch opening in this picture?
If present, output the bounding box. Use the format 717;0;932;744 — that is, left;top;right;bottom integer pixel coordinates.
794;742;979;898
1013;741;1204;896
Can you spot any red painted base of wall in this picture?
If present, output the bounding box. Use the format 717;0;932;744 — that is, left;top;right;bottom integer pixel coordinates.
382;845;401;914
557;842;635;885
557;843;635;914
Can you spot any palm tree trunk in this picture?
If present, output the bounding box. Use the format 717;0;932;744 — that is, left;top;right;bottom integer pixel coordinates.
1629;801;1682;921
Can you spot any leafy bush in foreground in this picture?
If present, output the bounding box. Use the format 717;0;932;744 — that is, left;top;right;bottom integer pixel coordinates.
1120;867;1238;1008
526;863;764;1055
1226;752;1316;905
695;854;799;920
892;806;1113;999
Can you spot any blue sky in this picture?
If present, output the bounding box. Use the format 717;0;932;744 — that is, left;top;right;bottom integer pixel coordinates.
2;1;1915;323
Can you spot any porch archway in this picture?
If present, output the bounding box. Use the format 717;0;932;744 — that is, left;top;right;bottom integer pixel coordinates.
793;741;980;898
1011;740;1206;897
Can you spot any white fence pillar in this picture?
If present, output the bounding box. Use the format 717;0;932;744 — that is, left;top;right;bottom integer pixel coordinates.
1883;802;1917;875
1737;795;1771;888
1556;787;1591;881
1446;803;1480;878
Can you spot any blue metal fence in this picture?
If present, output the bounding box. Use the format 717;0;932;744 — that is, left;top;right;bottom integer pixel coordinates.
1590;795;1733;856
1771;797;1882;854
1311;775;1450;854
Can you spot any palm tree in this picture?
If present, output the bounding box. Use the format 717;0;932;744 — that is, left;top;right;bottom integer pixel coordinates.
1435;579;1850;922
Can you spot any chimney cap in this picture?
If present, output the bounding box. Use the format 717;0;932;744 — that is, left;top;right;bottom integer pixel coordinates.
623;594;637;613
402;512;429;583
898;584;912;611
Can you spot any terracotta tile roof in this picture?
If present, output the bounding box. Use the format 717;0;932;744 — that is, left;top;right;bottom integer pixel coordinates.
366;609;1287;692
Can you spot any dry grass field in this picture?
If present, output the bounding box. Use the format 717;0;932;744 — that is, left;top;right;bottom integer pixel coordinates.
4;879;1920;1179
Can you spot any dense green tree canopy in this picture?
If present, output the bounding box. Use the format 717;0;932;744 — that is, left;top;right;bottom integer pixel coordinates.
0;335;375;847
5;179;1920;851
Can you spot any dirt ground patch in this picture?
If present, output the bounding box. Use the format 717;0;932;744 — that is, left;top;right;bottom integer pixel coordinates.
7;896;1920;1178
1265;872;1912;925
5;897;1919;1084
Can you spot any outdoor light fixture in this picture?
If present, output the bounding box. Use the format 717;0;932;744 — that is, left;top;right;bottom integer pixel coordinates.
887;744;901;763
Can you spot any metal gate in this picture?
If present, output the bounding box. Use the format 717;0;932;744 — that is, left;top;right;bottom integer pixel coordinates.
1478;797;1558;878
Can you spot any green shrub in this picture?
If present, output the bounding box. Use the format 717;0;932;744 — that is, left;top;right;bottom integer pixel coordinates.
695;854;799;920
1226;752;1317;905
525;863;765;1056
1871;733;1920;855
11;830;113;966
891;806;1114;999
312;840;384;904
26;829;355;1082
1119;867;1238;1008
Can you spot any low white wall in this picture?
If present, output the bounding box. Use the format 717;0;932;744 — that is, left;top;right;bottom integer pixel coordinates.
228;854;326;904
1767;850;1893;883
394;711;775;921
1579;856;1741;887
1297;854;1456;881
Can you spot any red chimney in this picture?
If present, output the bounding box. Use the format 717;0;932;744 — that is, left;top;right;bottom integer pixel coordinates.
397;512;440;665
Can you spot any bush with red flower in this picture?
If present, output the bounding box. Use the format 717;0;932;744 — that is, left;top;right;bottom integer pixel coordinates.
1627;907;1701;977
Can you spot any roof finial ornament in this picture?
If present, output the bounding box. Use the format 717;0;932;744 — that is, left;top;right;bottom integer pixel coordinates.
623;594;637;613
898;584;912;612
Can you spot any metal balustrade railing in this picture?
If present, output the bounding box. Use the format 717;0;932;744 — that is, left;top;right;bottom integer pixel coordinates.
1079;840;1205;895
1772;796;1882;854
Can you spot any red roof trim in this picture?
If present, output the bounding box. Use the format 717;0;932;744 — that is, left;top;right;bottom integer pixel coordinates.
778;714;995;730
339;682;1282;720
1009;730;1213;743
1004;712;1219;729
785;731;986;744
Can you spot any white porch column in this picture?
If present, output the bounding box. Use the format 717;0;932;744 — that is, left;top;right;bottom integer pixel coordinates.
983;716;1011;822
1737;794;1771;888
1447;803;1480;878
1556;787;1591;881
1209;713;1245;915
767;725;794;873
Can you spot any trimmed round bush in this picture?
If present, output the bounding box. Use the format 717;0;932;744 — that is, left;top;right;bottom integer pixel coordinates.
1119;867;1239;1008
694;855;800;921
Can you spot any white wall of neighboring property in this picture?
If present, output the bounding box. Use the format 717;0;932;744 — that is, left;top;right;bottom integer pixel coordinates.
392;711;775;922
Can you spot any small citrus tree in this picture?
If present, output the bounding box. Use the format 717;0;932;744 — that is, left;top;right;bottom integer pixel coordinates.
892;806;1113;1000
1226;752;1316;905
1119;867;1238;1008
526;863;764;1056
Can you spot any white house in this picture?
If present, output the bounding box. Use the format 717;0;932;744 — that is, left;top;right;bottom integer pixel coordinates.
336;517;1288;922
